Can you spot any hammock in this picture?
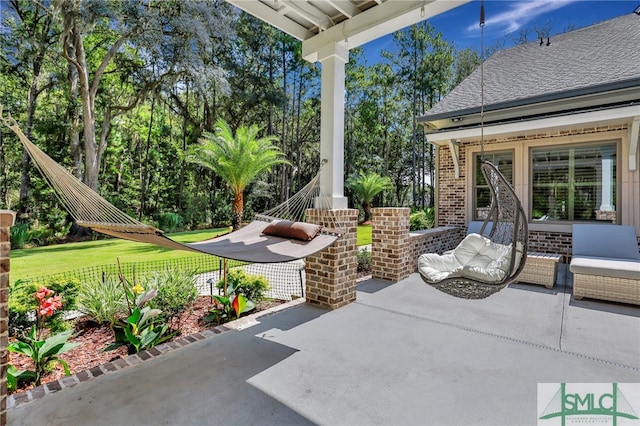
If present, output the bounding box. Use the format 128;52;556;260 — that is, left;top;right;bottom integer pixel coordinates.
1;108;342;264
417;2;528;300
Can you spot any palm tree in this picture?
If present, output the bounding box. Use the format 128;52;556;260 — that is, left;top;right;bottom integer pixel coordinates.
346;171;394;222
185;119;289;230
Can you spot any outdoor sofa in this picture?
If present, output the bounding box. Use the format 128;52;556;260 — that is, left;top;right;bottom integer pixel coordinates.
570;224;640;305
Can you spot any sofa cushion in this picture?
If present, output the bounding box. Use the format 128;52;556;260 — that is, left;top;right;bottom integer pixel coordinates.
570;256;640;280
572;224;640;260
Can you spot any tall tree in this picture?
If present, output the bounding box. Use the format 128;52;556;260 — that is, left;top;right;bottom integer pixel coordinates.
55;0;233;190
383;21;454;208
184;119;289;231
1;0;60;216
346;171;394;222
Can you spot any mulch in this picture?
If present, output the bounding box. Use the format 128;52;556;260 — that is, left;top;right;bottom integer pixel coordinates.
9;296;283;394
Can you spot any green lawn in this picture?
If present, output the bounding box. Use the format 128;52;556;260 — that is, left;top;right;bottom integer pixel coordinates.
9;228;228;283
357;225;372;246
9;225;374;284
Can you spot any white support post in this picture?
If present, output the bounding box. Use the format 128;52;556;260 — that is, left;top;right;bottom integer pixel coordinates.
448;140;460;179
630;117;639;172
316;42;349;209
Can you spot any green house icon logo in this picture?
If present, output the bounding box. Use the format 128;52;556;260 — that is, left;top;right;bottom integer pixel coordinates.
539;383;639;425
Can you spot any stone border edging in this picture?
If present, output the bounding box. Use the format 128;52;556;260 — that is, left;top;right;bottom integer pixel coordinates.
8;298;306;410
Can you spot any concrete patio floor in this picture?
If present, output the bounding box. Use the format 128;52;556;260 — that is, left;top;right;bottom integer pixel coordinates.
8;267;640;425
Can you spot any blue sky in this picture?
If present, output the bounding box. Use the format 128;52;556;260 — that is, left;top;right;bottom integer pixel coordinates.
361;0;638;63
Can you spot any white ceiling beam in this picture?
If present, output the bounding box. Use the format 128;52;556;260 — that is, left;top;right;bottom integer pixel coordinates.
226;0;314;41
326;0;360;18
281;0;333;30
302;0;470;61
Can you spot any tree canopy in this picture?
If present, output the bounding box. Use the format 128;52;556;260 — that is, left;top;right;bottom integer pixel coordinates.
0;1;482;242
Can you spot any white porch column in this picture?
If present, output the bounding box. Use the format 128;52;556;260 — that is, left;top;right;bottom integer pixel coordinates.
600;151;614;211
316;42;349;209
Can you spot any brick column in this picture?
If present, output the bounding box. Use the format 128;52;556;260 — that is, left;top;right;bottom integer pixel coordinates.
305;209;358;309
0;210;16;426
371;208;411;282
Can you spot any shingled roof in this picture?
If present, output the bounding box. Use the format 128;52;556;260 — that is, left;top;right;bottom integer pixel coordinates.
419;12;640;124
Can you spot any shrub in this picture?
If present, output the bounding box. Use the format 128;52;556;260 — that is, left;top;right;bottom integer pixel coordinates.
158;212;183;233
357;249;372;274
142;268;199;327
409;208;435;231
216;269;269;302
10;223;28;249
75;275;127;327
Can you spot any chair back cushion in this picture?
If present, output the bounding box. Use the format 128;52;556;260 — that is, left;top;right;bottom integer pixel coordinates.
572;224;640;260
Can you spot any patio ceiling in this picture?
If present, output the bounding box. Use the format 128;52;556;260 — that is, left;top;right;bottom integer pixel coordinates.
225;0;470;61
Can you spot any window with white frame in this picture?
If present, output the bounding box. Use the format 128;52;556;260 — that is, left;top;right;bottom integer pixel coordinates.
473;151;513;220
531;143;617;222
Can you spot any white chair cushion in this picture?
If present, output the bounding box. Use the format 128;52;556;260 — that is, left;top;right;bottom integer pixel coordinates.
418;233;512;284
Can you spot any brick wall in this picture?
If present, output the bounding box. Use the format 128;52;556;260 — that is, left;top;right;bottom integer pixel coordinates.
528;230;573;258
437;148;466;227
372;208;464;281
371;208;411;281
0;211;16;426
305;209;358;309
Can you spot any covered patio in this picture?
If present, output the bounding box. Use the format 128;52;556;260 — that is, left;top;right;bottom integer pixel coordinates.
8;271;640;425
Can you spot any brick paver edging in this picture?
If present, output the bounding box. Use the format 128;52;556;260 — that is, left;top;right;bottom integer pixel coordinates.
7;298;306;409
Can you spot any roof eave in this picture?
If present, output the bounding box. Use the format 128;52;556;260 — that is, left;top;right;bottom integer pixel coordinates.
419;77;640;131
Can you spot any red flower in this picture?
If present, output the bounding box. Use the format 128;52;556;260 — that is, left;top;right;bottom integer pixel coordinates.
34;287;54;302
35;287;63;318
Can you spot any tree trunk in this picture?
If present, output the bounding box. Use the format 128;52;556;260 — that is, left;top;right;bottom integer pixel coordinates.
67;55;82;180
363;201;371;223
140;96;156;219
231;191;244;231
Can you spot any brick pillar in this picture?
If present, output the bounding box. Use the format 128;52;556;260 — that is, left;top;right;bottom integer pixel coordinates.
371;208;411;282
305;209;358;309
0;210;16;426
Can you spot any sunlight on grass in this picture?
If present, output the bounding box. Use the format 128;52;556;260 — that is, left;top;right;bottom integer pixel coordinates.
11;225;373;284
10;228;228;283
357;225;372;246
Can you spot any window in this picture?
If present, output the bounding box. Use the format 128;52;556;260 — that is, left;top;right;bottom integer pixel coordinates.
531;143;617;222
474;151;513;220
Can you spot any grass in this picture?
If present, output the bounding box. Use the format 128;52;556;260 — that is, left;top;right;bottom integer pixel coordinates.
9;225;375;284
10;228;228;283
357;224;372;246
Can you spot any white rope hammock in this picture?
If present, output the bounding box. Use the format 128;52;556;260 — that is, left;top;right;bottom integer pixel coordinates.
1;106;343;263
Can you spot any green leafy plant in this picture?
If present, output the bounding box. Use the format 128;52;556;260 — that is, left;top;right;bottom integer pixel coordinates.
409;208;435;231
357;249;372;274
10;223;28;249
215;269;269;302
7;287;80;386
142;268;198;328
104;266;176;354
157;212;183;233
204;294;254;326
7;365;35;392
76;275;127;327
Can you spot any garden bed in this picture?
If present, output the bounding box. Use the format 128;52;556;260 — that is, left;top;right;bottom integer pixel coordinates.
9;296;284;395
